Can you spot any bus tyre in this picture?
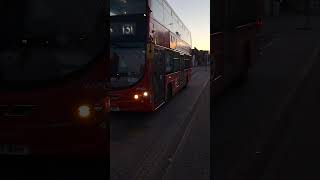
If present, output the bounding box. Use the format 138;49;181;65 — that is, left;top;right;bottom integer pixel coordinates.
166;85;173;102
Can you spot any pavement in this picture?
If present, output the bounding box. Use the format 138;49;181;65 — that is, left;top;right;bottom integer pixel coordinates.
162;81;210;180
260;39;320;180
110;66;209;180
213;13;320;180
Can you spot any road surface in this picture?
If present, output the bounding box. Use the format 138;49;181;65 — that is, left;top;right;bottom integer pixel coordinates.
110;66;210;180
213;13;320;180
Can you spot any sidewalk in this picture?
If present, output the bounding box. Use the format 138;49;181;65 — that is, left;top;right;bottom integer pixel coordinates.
246;14;320;179
163;81;210;180
260;41;320;180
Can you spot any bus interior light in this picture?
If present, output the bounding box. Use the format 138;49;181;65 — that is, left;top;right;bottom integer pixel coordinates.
78;105;91;118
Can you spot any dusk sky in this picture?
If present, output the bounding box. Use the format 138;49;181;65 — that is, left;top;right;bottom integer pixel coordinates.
166;0;210;51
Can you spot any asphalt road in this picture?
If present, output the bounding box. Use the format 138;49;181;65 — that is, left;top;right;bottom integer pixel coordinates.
260;40;320;180
110;66;210;180
162;81;210;180
213;14;320;180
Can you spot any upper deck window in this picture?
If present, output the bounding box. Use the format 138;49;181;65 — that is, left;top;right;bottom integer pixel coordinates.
110;0;146;16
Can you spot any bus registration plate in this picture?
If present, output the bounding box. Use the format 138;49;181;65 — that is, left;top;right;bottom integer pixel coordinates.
110;107;120;112
0;144;29;155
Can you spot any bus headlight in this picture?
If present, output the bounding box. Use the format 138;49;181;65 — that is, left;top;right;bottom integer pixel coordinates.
143;91;148;97
134;94;139;100
78;105;91;118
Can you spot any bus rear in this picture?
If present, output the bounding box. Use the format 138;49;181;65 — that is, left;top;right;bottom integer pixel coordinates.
0;0;108;159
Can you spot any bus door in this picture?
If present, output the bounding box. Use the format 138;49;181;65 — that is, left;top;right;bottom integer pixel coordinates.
153;49;166;106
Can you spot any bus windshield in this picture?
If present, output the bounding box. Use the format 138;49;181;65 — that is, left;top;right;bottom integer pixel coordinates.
110;0;146;16
108;43;146;89
0;0;105;85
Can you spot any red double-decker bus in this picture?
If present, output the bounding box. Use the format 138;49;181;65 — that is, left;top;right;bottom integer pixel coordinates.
109;0;192;112
0;0;108;159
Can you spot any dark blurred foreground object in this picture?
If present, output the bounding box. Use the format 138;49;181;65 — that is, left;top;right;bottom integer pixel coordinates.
211;0;263;98
0;0;109;161
0;157;108;179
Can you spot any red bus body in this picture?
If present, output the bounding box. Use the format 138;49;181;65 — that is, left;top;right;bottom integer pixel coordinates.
109;0;192;112
0;57;108;158
211;0;264;96
0;1;108;158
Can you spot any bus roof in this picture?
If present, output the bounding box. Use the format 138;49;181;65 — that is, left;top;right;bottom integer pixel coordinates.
156;0;191;36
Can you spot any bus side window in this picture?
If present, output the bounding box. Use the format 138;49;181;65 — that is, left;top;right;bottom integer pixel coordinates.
184;59;188;69
173;53;180;72
185;56;191;69
165;51;173;74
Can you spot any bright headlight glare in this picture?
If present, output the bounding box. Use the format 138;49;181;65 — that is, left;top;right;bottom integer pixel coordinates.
78;105;91;118
143;92;148;97
134;94;139;100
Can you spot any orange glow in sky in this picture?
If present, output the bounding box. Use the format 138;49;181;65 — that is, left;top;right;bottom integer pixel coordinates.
166;0;210;51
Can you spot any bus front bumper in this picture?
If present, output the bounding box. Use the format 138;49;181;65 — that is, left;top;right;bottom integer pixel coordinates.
110;100;154;112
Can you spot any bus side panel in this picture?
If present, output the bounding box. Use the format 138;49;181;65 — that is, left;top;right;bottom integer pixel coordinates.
165;72;180;96
172;72;181;96
184;69;188;85
184;68;192;85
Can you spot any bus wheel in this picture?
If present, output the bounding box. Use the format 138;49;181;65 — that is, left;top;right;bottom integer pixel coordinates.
166;84;173;102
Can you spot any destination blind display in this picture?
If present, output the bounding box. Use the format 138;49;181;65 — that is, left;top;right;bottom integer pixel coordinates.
110;16;147;42
110;23;136;37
